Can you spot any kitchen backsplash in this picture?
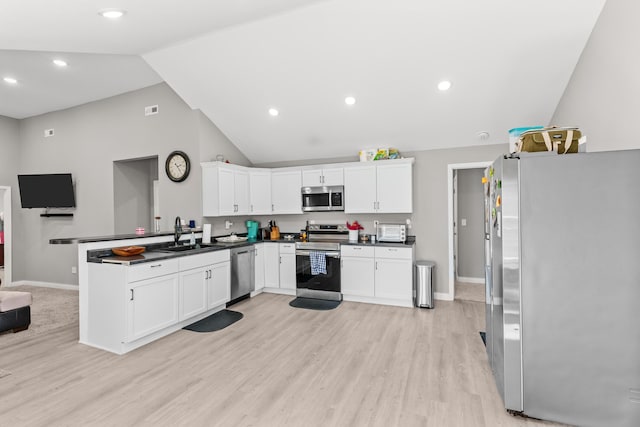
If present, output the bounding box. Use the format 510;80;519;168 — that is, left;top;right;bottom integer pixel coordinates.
205;212;413;237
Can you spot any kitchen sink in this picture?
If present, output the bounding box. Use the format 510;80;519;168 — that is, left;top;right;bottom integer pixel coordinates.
156;245;198;253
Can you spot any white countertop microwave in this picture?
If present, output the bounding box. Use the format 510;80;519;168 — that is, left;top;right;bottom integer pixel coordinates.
376;223;407;243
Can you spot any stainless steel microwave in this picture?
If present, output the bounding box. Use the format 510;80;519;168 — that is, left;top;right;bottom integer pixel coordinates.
301;185;344;212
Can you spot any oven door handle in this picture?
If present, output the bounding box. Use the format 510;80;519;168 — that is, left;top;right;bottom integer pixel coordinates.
295;250;340;258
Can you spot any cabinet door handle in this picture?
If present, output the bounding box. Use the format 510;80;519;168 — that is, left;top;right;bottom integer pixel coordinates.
375;262;378;270
130;289;134;300
272;204;275;212
280;256;282;264
150;264;162;268
209;269;212;279
251;204;254;213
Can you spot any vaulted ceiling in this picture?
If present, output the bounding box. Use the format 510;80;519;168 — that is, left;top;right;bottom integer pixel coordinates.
0;0;607;163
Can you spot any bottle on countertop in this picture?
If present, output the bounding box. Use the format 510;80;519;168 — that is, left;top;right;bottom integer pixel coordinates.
190;231;196;246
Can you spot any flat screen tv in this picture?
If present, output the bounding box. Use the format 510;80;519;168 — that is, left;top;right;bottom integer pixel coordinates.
18;173;76;208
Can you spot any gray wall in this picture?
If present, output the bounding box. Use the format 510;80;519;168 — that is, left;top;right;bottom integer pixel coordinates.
0;116;20;186
255;144;508;295
407;145;506;295
552;0;640;152
13;82;249;286
113;157;157;234
456;168;485;279
0;116;20;276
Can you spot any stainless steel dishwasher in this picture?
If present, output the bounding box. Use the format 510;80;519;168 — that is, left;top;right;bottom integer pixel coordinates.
229;245;256;302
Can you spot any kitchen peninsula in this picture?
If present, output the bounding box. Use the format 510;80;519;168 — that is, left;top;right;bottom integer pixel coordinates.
51;230;234;354
53;229;416;355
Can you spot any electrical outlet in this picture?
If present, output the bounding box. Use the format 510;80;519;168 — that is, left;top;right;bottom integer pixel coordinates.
406;218;411;228
44;129;54;137
461;218;467;227
374;220;379;229
225;220;233;229
145;105;159;116
71;266;77;274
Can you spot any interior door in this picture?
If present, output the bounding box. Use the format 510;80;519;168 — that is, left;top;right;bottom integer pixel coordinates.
453;170;458;281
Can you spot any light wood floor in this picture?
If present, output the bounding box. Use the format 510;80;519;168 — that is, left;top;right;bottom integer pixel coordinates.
455;281;485;303
0;291;564;427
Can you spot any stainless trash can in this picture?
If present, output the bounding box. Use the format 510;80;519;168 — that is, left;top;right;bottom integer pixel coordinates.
414;261;435;308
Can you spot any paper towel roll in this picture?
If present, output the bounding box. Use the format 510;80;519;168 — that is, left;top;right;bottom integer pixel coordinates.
202;223;212;244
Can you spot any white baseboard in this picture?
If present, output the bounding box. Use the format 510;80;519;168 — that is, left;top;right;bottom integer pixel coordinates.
434;292;454;301
456;276;485;284
9;280;79;291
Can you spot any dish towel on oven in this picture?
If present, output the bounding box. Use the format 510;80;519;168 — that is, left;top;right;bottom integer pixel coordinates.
310;251;327;275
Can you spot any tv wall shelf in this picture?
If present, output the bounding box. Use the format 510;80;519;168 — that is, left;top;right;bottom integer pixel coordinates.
40;213;74;217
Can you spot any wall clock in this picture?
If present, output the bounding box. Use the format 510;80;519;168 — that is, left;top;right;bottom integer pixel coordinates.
165;150;191;182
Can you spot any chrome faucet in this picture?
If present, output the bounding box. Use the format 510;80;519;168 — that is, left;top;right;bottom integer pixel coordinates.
174;216;182;245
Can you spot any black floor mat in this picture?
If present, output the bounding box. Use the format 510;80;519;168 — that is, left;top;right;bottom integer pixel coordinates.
183;310;243;332
289;297;341;311
479;331;486;346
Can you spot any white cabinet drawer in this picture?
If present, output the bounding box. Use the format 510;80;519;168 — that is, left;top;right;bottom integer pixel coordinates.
341;245;375;258
374;246;412;260
179;250;230;271
127;259;180;283
279;243;296;254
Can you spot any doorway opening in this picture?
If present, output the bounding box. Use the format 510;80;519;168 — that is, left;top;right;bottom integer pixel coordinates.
0;186;12;287
447;162;491;301
113;157;158;235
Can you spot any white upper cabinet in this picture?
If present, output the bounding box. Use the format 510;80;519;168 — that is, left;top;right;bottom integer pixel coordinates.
344;160;413;213
202;162;249;217
249;169;272;215
271;169;302;214
203;158;412;216
302;167;344;187
344;165;377;213
375;162;412;213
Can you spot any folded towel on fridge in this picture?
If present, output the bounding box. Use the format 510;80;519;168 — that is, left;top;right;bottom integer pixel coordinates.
310;251;327;275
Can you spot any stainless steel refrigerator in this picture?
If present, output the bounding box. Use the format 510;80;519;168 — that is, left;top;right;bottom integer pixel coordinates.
484;150;640;427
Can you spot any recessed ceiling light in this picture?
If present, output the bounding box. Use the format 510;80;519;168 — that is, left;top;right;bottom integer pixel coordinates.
53;59;68;67
345;96;356;106
437;80;452;91
99;9;126;19
3;77;18;84
268;108;279;117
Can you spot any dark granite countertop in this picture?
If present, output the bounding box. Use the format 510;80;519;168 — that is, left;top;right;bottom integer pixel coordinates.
87;239;257;265
85;234;416;265
51;229;201;244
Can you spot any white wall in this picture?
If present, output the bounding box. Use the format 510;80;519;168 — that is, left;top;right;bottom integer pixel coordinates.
14;83;249;286
0;116;20;282
552;0;640;152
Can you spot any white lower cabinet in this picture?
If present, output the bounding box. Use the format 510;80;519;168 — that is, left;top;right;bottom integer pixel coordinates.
208;261;231;309
340;245;413;306
179;267;208;321
263;243;280;288
341;246;375;297
254;243;265;292
259;242;295;294
279;243;296;290
127;273;180;342
86;249;230;354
